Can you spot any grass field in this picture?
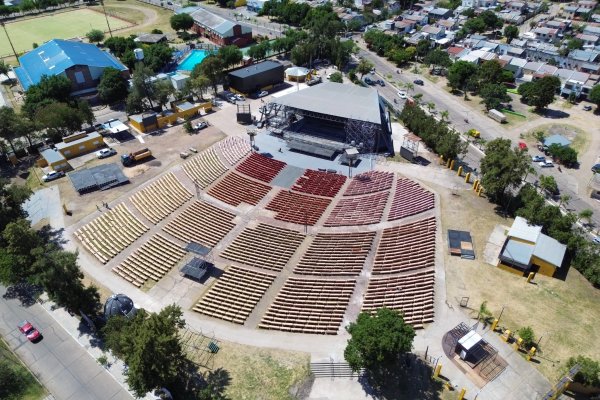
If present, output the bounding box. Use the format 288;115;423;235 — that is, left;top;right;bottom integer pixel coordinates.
0;8;133;56
0;338;48;400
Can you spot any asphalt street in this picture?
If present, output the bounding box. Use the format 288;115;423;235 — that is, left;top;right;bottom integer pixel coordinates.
0;286;133;400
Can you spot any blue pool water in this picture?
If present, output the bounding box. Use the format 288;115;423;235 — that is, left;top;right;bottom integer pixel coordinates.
177;50;211;71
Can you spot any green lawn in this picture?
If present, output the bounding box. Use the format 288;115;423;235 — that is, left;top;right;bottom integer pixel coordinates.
0;338;48;400
0;8;132;57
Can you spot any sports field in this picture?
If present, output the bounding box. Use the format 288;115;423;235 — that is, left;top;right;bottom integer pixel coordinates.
0;8;133;57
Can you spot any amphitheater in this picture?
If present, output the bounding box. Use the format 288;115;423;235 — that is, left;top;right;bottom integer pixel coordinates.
73;136;439;336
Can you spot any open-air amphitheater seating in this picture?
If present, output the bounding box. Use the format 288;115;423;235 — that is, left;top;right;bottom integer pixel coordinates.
343;171;394;196
112;234;187;288
219;136;251;166
372;217;436;275
294;232;376;276
182;148;228;189
207;172;272;206
265;190;331;226
259;278;356;335
324;190;389;227
130;172;192;224
75;204;148;264
388;178;435;221
362;270;435;328
163;201;236;248
291;170;346;197
193;265;276;324
220;223;305;272
236;152;286;183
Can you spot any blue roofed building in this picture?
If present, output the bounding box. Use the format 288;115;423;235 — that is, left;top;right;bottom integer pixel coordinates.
14;39;130;95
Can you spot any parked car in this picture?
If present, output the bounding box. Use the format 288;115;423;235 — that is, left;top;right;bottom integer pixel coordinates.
532;155;545;162
397;90;407;99
539;160;554;168
194;121;208;130
18;320;41;342
518;141;528;150
42;170;65;182
583;105;593;111
96;148;117;159
593;236;600;244
592;163;600;173
413;79;424;86
377;79;385;86
467;129;480;138
234;94;245;101
256;90;268;98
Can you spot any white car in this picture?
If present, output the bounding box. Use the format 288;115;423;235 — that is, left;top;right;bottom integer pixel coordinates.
539;160;554;168
256;90;268;98
42;170;65;182
194;121;208;130
234;94;245;101
96;148;117;159
531;155;545;162
397;91;407;99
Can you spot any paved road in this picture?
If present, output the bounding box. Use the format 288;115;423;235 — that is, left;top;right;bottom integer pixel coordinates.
0;286;133;400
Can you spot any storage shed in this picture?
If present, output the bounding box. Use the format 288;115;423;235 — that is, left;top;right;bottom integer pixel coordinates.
227;61;284;95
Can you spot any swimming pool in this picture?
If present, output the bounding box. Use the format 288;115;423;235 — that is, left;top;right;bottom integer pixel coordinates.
177;49;211;71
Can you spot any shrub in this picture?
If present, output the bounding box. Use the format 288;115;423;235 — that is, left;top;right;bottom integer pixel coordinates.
566;355;600;387
517;326;535;349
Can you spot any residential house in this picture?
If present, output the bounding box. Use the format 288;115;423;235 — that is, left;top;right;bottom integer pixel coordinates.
583;25;600;36
542;19;569;34
387;0;402;13
188;7;252;46
447;46;468;59
134;33;167;44
496;10;526;24
395;20;415;34
428;7;452;21
459;48;498;63
402;12;429;26
567;49;600;69
533;27;559;42
437;18;458;31
506;1;527;13
421;25;446;40
576;33;600;46
499;55;527;79
461;0;497;8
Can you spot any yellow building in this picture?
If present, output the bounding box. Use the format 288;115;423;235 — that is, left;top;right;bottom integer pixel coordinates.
129;101;212;133
497;217;567;277
38;131;104;171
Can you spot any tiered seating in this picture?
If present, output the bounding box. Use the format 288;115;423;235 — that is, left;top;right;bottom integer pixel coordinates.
372;217;436;275
344;171;394;196
182;148;228;189
75;204;148;264
291;170;346;197
193;265;276;324
265;190;331;226
208;172;272;206
219;136;251;166
259;278;356;335
324;191;389;227
388;178;435;221
235;152;286;183
130;173;192;224
362;270;435;328
163;201;236;247
220;223;305;271
294;232;376;276
112;234;186;288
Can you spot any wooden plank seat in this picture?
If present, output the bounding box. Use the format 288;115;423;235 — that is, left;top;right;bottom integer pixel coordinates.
218;136;251;166
182;148;228;189
130;172;193;224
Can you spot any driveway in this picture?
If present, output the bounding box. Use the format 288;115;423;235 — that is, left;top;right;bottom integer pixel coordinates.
0;286;133;400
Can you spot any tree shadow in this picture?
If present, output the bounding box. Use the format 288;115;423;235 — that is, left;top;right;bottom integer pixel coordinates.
541;109;570;119
38;225;68;246
2;282;43;308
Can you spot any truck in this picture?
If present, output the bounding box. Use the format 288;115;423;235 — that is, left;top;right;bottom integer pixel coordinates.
121;148;152;166
488;109;507;123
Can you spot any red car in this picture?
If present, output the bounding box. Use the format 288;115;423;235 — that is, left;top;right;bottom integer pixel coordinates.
18;320;41;342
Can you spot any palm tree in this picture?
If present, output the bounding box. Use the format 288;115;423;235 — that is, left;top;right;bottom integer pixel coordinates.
440;110;450;123
426;102;436;113
404;82;415;93
412;93;423;104
477;301;492;323
559;194;571;209
578;208;594;227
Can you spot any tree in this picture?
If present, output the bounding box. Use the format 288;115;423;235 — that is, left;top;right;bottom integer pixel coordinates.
0;107;20;153
0;179;31;233
217;45;243;68
0;358;29;400
344;308;415;382
34;102;86;140
480;83;511;111
567;38;583;50
578;209;593;226
85;29;105;44
127;64;156;114
447;61;478;97
504;25;519;42
517;326;535;349
23;75;72;117
539;175;558;196
423;48;451;68
192;56;224;94
589;84;600;110
464;17;487;33
143;43;173;72
566;355;600;387
356;58;374;77
480;138;531;203
477;300;492;323
518;76;561;112
0;218;42;285
480;10;502;30
170;13;194;32
328;71;343;83
152;80;175;110
97;67;129;104
184;75;211;101
547;143;578;167
0;59;11;83
559;194;571;209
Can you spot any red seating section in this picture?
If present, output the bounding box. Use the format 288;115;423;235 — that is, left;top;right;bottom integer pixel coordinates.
292;170;347;197
259;278;356;335
372;217;436;275
388;178;435;221
208;172;271;206
295;232;376;276
324;191;389;227
236;152;286;183
362;269;435;329
343;171;394;196
265;190;331;226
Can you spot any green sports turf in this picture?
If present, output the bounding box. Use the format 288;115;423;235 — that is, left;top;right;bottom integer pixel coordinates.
0;8;132;57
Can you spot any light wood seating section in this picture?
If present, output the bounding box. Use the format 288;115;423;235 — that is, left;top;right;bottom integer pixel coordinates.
112;234;186;288
362;269;435;329
182;148;228;189
221;223;305;272
163;200;236;247
236;152;286;183
294;232;376;276
388;178;434;221
130;172;192;224
265;190;331;226
207;172;272;206
75;204;148;264
372;217;436;275
259;278;356;335
219;136;251;166
324;191;389;227
343;171;394;196
291;170;347;197
193;265;276;324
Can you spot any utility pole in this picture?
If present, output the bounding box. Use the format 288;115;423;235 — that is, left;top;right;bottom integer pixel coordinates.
1;21;19;61
100;0;113;38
